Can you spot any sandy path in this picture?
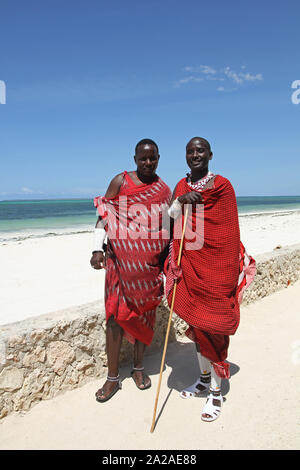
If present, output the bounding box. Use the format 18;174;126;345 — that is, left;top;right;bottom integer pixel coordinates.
0;281;299;450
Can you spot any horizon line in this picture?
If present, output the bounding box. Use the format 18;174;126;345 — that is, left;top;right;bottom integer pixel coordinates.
1;194;300;203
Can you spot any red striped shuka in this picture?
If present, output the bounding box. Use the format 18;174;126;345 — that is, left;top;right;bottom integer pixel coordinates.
165;174;256;379
94;171;172;346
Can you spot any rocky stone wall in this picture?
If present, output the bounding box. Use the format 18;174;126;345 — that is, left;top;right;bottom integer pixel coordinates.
0;244;299;419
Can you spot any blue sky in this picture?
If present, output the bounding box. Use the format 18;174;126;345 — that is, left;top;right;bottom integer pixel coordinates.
0;0;299;199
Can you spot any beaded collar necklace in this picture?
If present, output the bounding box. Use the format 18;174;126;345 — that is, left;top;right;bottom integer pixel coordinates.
186;171;215;191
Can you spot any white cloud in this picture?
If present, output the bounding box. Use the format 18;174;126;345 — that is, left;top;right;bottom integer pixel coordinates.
0;188;45;199
21;187;34;194
224;66;263;84
206;76;225;81
175;64;263;90
199;65;217;75
224;66;244;84
241;72;263;82
174;76;204;88
183;65;216;75
20;187;45;195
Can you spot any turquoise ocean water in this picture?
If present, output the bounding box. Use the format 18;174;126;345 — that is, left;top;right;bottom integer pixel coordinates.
1;196;300;243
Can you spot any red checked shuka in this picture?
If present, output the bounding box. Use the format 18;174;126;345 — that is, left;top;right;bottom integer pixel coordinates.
165;174;255;378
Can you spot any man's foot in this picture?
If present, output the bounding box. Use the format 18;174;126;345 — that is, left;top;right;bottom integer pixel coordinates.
201;389;223;422
180;373;211;399
131;367;151;390
95;375;122;403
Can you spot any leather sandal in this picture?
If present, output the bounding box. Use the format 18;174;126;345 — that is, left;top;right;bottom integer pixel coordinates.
95;375;122;403
131;367;151;390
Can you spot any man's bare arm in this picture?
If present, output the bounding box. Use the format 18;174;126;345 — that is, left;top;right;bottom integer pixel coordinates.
94;173;124;228
91;173;124;269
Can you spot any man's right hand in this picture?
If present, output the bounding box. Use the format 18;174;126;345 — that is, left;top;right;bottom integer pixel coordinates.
90;251;106;269
177;191;203;205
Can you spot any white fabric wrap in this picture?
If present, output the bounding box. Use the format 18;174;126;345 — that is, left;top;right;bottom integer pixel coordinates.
93;227;107;252
167;198;182;219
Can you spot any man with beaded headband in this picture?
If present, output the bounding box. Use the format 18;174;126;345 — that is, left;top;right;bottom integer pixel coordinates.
90;139;171;402
166;137;255;421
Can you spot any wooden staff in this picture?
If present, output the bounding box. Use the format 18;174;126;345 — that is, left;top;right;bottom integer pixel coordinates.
150;206;189;433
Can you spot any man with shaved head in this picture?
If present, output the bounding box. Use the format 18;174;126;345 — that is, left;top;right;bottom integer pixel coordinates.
91;139;171;402
166;137;255;421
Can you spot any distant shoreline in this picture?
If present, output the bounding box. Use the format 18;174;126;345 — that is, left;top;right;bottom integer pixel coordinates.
1;194;300;203
1;207;300;244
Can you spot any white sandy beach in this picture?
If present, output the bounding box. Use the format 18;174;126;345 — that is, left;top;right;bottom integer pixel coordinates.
0;210;300;325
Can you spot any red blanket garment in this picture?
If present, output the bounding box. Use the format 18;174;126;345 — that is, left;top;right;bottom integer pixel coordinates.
166;175;242;378
95;172;172;346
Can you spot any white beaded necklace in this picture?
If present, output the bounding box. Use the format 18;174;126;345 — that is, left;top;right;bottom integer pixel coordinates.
187;171;215;191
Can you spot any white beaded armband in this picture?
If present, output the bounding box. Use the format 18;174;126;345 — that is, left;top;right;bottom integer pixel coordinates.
93;227;107;252
167;198;182;219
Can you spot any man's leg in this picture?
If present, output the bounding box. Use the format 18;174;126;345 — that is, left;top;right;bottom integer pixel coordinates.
131;340;151;389
195;343;212;388
201;366;223;421
180;343;211;398
95;316;124;401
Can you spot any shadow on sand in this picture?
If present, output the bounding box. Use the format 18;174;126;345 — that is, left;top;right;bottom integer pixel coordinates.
121;338;240;430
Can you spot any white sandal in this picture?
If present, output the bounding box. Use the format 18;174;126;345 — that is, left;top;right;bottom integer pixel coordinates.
180;374;211;399
201;390;223;422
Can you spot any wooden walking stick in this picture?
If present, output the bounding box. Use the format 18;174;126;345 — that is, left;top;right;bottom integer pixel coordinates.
150;205;189;433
